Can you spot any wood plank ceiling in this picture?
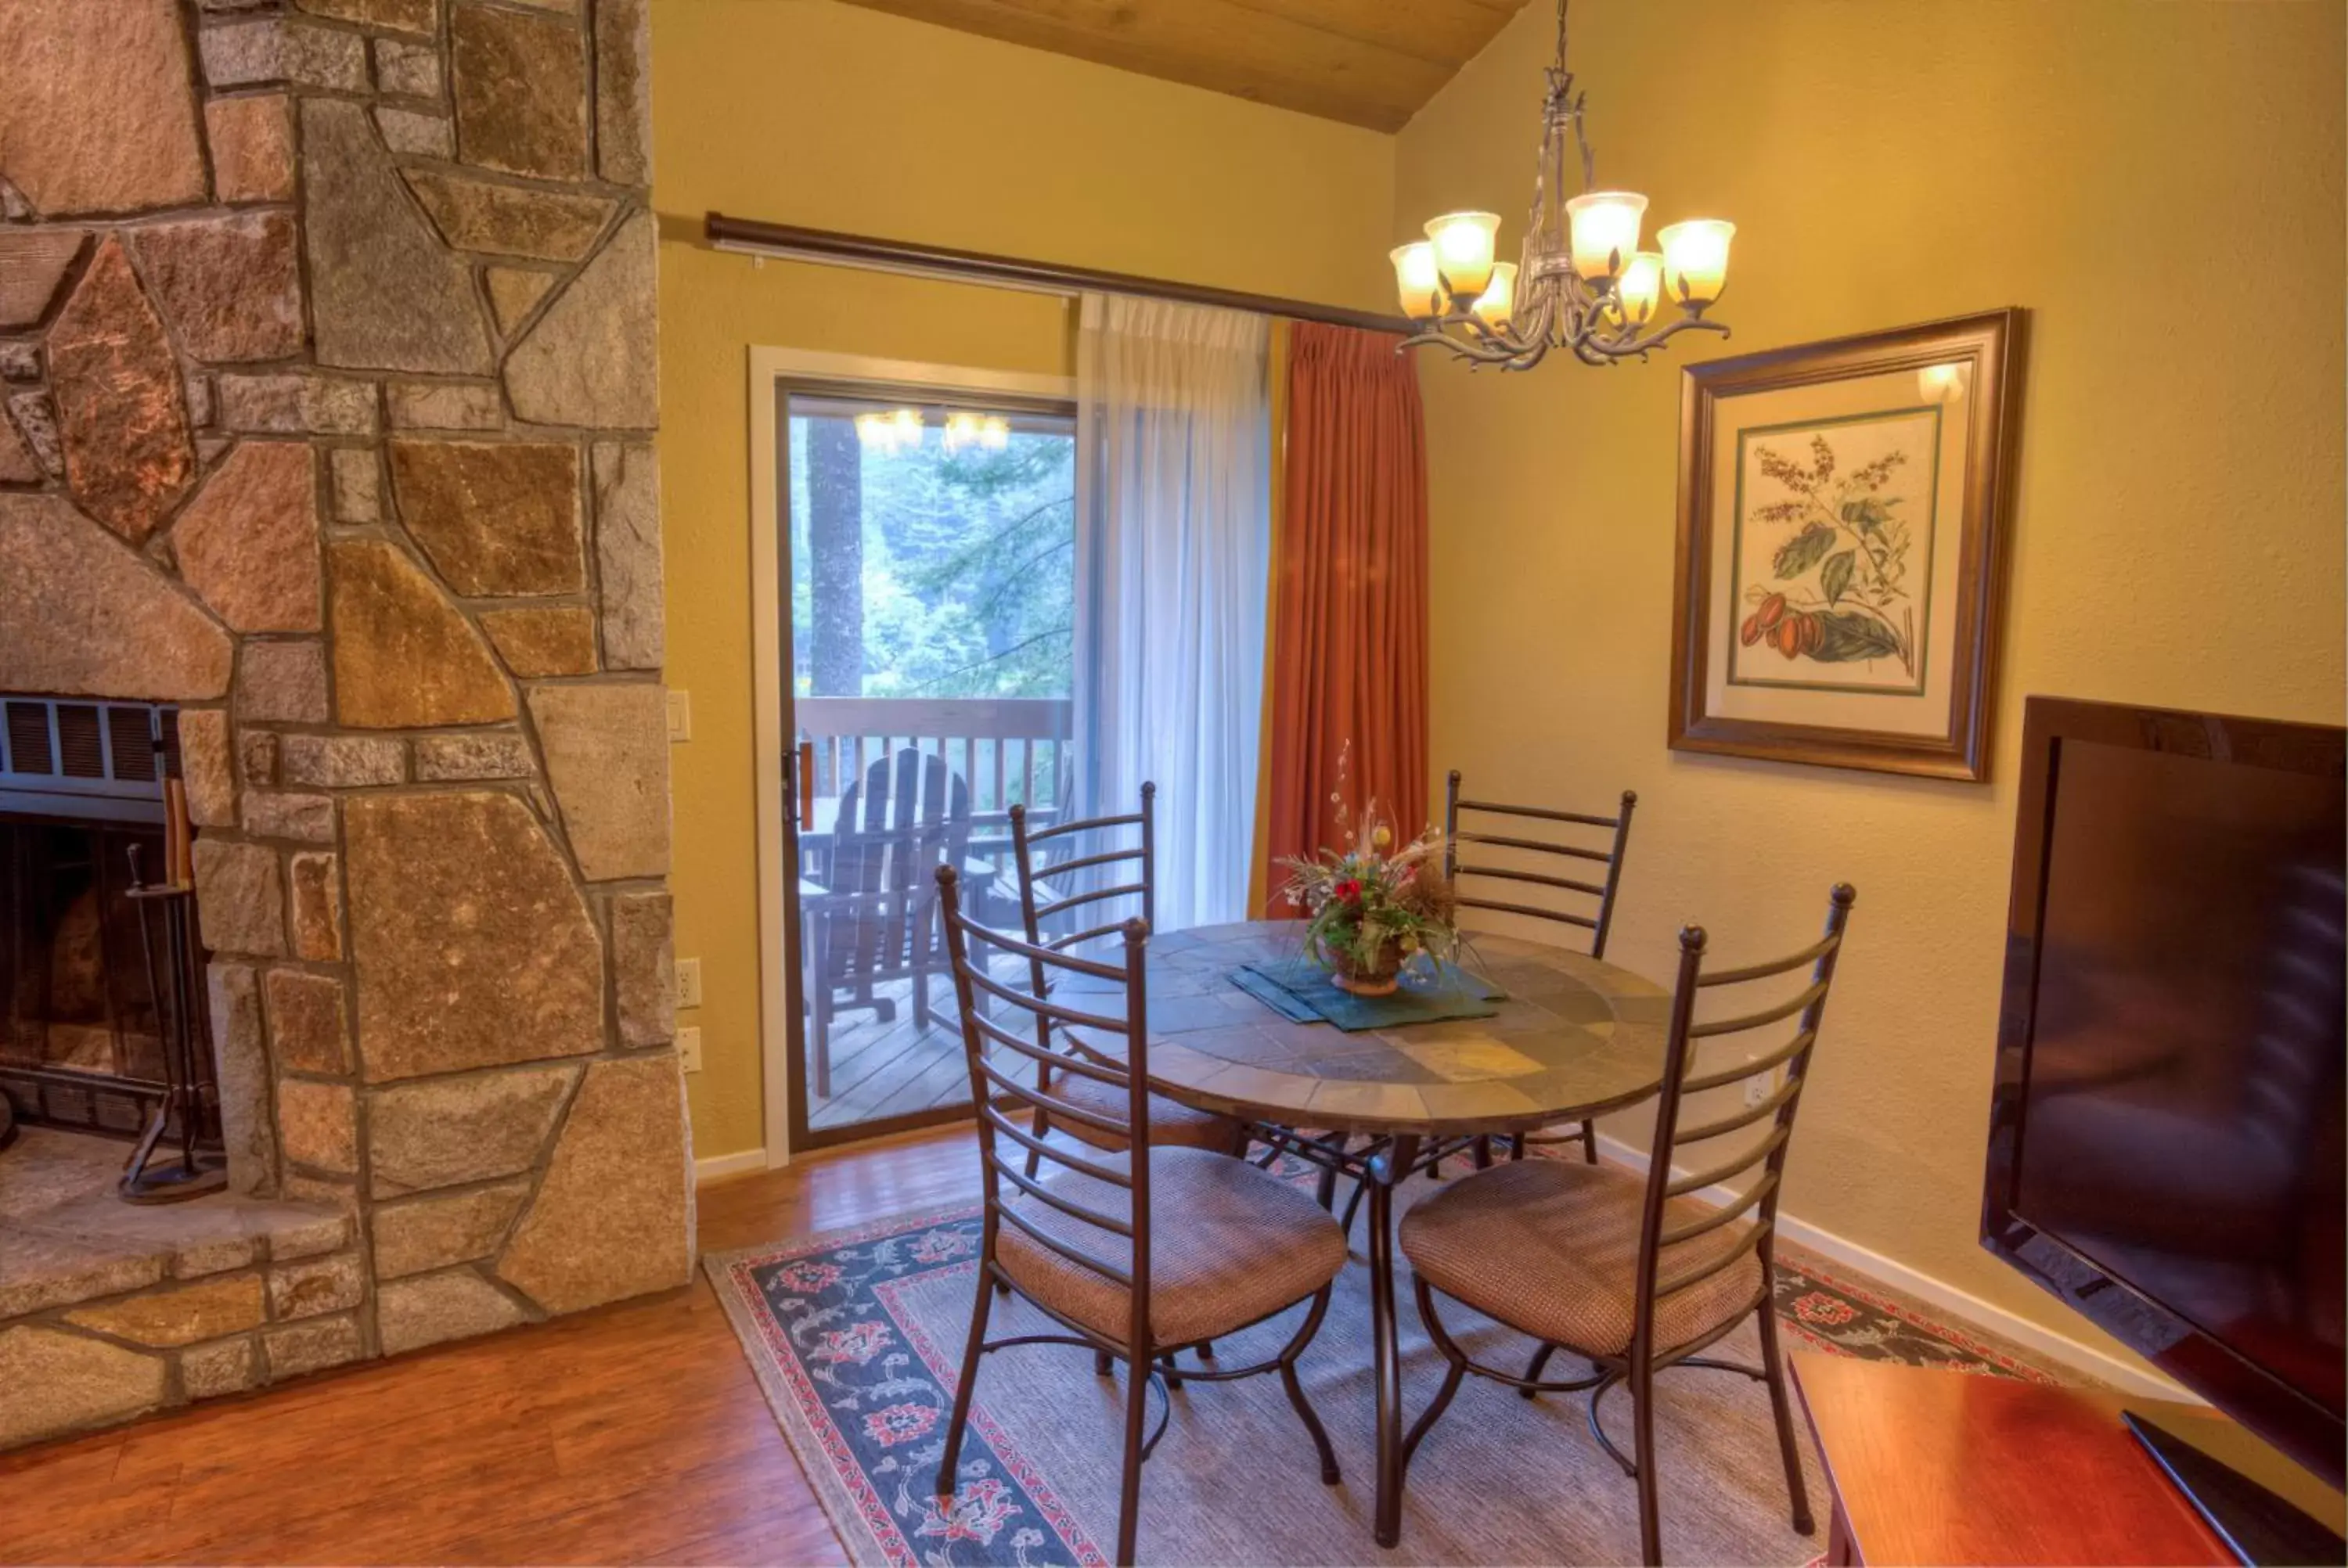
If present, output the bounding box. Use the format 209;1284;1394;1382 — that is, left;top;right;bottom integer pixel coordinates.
830;0;1538;133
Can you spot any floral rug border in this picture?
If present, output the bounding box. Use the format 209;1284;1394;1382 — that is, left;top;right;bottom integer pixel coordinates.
704;1203;2061;1566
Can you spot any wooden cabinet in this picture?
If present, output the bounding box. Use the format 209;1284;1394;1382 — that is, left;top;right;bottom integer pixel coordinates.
1791;1351;2240;1566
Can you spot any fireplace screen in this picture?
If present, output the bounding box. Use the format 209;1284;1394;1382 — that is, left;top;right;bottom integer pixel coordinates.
0;698;178;1135
2;818;167;1081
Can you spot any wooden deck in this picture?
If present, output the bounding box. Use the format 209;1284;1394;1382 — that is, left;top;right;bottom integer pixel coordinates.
804;956;1049;1135
805;973;977;1133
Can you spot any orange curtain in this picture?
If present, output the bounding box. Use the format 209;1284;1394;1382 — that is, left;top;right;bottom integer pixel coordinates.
1260;322;1430;908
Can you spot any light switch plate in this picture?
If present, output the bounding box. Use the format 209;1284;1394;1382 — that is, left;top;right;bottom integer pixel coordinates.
666;689;691;742
678;1026;703;1074
675;957;703;1010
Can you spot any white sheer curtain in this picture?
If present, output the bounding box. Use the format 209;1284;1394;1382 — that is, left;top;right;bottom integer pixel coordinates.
1073;292;1272;932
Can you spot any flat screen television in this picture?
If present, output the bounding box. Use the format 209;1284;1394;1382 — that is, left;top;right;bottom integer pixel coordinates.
1982;696;2346;1520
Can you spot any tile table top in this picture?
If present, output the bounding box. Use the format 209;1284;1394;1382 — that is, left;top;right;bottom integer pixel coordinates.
1120;921;1673;1136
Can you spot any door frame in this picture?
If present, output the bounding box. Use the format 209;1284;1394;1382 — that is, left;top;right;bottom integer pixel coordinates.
749;347;1077;1164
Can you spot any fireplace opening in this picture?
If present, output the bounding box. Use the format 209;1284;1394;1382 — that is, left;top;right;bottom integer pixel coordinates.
0;696;220;1192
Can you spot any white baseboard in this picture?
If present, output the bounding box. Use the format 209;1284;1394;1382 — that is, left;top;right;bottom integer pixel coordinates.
1591;1132;2199;1405
694;1147;769;1185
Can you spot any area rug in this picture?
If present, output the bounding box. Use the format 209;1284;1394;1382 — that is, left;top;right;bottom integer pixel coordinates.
706;1182;2057;1566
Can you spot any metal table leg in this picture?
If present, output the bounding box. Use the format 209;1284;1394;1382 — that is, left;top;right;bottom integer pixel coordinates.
1366;1131;1421;1550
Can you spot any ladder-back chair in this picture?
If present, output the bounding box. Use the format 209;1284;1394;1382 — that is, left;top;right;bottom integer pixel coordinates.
1396;883;1856;1566
933;865;1348;1566
1444;768;1638;1165
1010;783;1244;1171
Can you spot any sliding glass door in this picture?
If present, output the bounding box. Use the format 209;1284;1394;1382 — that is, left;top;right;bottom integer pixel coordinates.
779;385;1077;1146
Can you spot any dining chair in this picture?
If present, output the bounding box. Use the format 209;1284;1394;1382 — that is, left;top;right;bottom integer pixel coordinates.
1395;883;1856;1567
1442;768;1637;1167
933;865;1348;1567
1009;784;1248;1171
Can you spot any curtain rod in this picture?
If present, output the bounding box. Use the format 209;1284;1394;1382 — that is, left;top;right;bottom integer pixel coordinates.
702;213;1413;336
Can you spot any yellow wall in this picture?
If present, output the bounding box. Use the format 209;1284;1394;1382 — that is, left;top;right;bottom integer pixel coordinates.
652;0;1395;1160
1397;0;2344;1355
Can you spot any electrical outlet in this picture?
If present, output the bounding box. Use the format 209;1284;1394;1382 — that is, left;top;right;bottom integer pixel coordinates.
666;689;692;742
675;957;703;1009
677;1026;703;1074
1743;1071;1774;1109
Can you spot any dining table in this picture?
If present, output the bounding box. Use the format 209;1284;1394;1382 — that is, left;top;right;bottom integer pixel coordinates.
1093;919;1676;1549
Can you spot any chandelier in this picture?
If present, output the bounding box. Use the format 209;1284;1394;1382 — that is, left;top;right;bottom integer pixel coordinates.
1389;0;1735;370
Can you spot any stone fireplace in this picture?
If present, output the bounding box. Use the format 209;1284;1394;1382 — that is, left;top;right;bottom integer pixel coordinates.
0;0;687;1451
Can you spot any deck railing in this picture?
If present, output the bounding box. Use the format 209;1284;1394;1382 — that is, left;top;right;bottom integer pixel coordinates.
795;696;1074;820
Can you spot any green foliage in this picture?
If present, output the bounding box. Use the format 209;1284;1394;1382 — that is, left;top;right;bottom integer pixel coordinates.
1773;523;1836;579
789;413;1076;698
1813;609;1903;662
1820;549;1856;605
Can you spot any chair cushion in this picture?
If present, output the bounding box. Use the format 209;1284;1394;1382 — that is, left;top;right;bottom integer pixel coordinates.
1399;1156;1764;1358
998;1146;1347;1347
1041;1066;1242;1153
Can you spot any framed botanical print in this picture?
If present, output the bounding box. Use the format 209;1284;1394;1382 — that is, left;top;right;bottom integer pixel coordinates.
1669;308;2023;780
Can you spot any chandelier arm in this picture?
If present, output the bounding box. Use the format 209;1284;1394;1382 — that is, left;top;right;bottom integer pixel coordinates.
1572;312;1732;364
1399;284;1563;368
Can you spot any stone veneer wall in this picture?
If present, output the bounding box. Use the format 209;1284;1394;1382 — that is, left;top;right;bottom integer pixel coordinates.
0;0;690;1438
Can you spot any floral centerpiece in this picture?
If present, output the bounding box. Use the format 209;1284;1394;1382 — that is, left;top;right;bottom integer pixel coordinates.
1277;794;1460;998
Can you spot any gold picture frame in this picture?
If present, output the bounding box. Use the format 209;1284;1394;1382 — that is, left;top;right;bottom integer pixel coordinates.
1669;309;2024;780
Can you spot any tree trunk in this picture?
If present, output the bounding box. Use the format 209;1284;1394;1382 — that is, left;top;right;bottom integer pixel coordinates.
806;420;864;696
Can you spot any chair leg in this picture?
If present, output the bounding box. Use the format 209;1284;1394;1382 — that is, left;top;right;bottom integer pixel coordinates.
937;1262;996;1504
1631;1359;1662;1568
1401;1276;1468;1476
1580;1118;1598;1164
1115;1353;1150;1567
1757;1296;1815;1535
1519;1340;1557;1399
1276;1289;1342;1486
1095;1350;1114;1377
1197;1339;1215;1361
1159;1352;1183;1391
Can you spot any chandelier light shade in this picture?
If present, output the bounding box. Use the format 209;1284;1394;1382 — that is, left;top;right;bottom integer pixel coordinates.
1425;210;1503;297
1658;219;1736;307
1390;241;1443;320
1617;250;1665;325
1391;0;1734;370
1472;262;1518;329
1562;190;1646;281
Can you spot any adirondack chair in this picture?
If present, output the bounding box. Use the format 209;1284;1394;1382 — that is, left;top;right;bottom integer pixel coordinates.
802;747;974;1099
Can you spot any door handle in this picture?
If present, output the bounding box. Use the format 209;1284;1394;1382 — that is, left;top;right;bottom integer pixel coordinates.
797;739;816;831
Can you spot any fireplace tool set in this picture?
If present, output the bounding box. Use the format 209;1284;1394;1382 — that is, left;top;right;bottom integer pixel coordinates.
120;716;226;1203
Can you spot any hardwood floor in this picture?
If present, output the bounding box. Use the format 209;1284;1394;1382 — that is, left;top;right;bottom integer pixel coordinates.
0;1125;987;1566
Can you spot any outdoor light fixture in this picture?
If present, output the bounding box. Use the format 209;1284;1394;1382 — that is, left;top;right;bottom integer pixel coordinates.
1392;0;1735;370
